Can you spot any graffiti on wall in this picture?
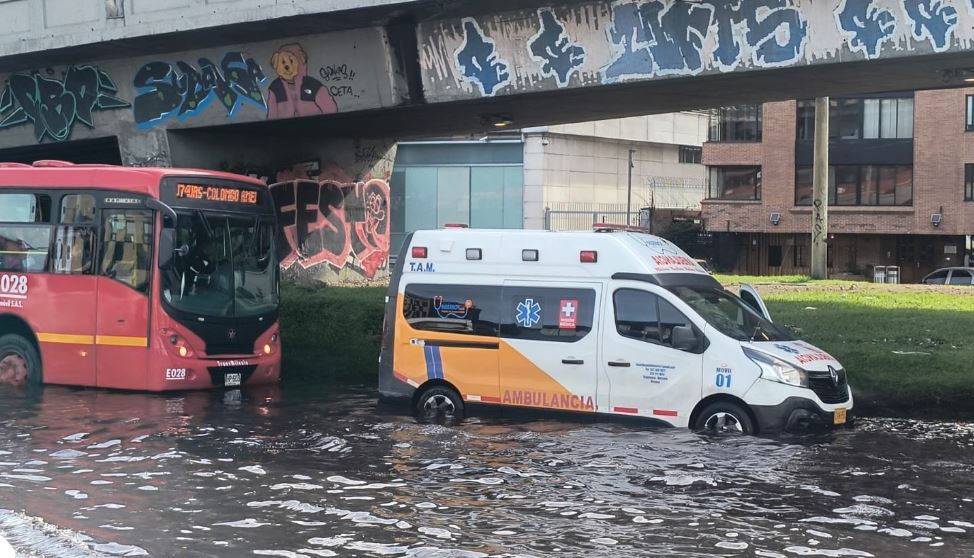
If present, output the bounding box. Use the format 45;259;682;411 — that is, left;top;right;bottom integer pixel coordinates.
425;0;974;97
267;43;339;119
0;66;130;142
270;178;390;279
455;19;511;96
132;52;267;128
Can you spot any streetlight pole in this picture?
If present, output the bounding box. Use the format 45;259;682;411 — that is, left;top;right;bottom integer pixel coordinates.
627;148;636;225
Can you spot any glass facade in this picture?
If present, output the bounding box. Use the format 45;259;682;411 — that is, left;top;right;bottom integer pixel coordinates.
795;165;913;206
391;142;524;255
708;166;761;200
797;96;914;141
708;105;762;142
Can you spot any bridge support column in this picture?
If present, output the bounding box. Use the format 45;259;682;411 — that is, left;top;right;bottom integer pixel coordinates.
811;97;829;280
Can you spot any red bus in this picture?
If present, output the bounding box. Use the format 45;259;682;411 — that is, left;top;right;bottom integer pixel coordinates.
0;161;281;391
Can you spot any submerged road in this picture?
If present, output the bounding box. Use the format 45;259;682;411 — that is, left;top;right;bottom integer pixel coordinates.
0;384;972;557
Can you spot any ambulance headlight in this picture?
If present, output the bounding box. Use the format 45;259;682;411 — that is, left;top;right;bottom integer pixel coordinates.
744;347;808;388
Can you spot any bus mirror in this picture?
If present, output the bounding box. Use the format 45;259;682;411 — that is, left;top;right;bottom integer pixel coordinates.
158;229;176;270
672;326;698;352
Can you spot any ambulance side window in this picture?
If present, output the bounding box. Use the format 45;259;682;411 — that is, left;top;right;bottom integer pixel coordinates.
614;289;662;345
402;284;500;337
500;288;596;343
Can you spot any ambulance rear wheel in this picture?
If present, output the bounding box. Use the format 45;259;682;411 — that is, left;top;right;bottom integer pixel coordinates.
415;385;464;421
0;334;41;389
694;402;754;435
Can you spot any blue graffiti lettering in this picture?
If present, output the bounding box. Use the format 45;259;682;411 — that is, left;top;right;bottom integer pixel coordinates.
605;1;713;82
528;9;586;87
710;1;744;70
455;19;510;96
743;0;807;66
133;52;267;128
835;0;896;59
902;0;957;53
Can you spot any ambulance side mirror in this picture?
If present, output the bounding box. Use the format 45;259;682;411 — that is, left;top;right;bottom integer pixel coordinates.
672;325;698;352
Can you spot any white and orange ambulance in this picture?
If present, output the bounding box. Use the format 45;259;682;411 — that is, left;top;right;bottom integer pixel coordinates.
378;227;853;434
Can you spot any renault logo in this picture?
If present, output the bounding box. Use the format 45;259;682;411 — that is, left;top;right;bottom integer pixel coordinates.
228;329;237;342
828;365;840;386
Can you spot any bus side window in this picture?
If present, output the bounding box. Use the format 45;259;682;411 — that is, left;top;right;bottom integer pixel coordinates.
99;209;153;294
0;193;52;273
52;195;97;275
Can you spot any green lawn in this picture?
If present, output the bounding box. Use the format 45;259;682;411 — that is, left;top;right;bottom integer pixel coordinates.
280;284;387;382
280;281;974;418
762;286;974;417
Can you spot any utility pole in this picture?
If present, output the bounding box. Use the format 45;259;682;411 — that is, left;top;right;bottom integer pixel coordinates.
811;96;829;279
627;148;636;225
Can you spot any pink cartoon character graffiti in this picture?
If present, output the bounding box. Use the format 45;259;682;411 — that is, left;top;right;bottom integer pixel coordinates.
267;43;338;119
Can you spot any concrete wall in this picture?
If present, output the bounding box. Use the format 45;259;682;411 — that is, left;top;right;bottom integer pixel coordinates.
522;112;708;229
0;0;424;59
419;0;974;102
0;26;402;156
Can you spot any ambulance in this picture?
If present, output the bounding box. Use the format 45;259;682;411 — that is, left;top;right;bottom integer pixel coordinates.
378;227;853;434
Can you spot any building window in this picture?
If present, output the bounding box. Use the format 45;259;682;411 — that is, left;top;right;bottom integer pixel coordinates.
793;241;806;268
966;164;974;201
967;96;974;132
679;145;702;164
708;105;762;142
796;165;912;206
798;96;914;141
768;246;783;267
708;167;761;201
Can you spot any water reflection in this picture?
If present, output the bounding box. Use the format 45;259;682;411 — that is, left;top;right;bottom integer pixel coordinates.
0;384;971;557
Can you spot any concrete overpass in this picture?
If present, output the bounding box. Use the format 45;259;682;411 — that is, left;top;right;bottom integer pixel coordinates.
2;0;974;279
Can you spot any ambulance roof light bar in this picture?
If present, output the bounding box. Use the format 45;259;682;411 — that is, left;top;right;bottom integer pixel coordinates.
593;223;650;233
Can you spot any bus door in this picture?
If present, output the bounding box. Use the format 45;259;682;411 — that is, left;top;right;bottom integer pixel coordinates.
94;206;154;390
499;283;601;414
42;193;99;386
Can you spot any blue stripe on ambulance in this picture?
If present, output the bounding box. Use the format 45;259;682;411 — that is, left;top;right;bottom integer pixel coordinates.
423;345;444;380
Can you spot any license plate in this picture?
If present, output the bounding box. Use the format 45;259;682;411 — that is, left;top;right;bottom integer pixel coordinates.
834;408;847;425
225;373;242;387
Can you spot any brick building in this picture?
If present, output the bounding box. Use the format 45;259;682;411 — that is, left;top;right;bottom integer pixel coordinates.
702;89;974;282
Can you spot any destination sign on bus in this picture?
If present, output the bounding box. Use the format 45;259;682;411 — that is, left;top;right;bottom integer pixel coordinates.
176;183;259;205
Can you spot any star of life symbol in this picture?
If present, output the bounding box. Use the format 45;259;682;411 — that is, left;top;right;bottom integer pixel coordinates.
775;343;800;355
516;298;542;328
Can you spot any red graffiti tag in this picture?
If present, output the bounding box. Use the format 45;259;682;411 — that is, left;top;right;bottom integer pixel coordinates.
270;179;390;278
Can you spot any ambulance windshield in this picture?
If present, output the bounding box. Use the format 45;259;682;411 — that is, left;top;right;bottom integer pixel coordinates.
667;286;794;342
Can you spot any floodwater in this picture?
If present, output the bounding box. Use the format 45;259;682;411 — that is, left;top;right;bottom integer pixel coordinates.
0;384;973;558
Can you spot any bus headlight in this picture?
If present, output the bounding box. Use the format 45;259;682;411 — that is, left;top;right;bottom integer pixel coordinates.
263;344;272;355
161;328;195;359
744;347;808;388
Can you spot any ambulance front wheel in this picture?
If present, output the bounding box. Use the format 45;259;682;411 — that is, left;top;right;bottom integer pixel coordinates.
694;401;754;435
415;385;465;421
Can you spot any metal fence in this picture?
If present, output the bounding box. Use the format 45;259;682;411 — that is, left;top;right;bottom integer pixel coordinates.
543;176;706;232
544;204;641;231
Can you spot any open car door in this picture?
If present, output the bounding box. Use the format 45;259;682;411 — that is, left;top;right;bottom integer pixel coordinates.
739;284;772;322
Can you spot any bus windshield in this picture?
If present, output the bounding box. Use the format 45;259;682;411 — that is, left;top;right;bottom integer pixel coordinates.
666;285;793;342
162;211;278;318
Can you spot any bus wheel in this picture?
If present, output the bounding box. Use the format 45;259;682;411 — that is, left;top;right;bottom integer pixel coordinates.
694;402;754;435
415;386;464;422
0;334;41;388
